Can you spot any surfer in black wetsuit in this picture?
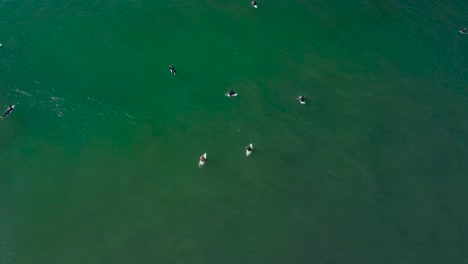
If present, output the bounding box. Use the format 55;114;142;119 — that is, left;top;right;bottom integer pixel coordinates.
252;0;257;7
169;64;176;75
1;105;15;118
298;95;306;103
228;89;237;96
246;145;253;152
461;28;467;34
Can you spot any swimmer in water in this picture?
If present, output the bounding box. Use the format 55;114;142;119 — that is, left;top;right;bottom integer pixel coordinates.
169;64;176;75
1;105;15;118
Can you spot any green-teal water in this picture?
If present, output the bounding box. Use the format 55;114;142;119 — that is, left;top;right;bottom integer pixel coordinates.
1;0;467;263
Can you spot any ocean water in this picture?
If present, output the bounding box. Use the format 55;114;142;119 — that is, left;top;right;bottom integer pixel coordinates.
1;0;467;263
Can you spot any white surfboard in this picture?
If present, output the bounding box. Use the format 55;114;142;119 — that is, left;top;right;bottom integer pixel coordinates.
246;144;253;156
198;153;207;167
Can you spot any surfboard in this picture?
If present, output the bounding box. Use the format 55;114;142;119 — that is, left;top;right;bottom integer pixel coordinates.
198;153;207;167
298;97;306;104
459;30;467;35
226;92;238;97
246;144;253;156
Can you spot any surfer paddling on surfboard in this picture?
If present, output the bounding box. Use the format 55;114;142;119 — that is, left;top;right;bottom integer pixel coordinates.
169;64;176;75
227;89;238;97
1;105;15;119
297;95;306;104
460;28;467;34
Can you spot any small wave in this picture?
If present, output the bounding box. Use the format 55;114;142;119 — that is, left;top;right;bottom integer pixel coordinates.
50;96;65;101
13;88;32;96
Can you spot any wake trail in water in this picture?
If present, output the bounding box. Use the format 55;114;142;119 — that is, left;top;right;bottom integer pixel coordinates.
10;86;160;138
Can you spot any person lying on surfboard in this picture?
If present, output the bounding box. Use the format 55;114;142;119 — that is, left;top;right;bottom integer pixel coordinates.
252;0;257;7
228;89;237;96
246;145;253;152
199;155;206;162
298;95;306;103
1;105;15;119
169;64;176;75
461;28;467;34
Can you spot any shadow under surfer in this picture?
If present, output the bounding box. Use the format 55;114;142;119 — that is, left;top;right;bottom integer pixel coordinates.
169;64;176;75
1;105;15;118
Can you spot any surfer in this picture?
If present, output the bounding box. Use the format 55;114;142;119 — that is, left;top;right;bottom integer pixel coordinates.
298;95;306;103
228;89;237;97
1;105;15;118
246;145;253;152
199;155;206;162
252;0;257;7
169;64;176;75
461;28;467;34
